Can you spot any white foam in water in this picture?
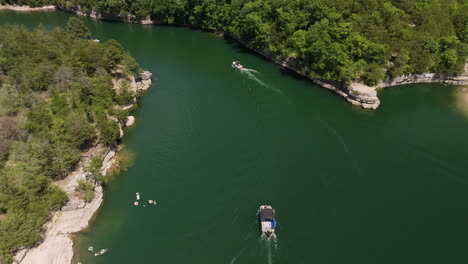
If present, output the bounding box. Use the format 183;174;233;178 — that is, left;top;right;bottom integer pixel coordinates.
240;70;284;96
241;70;268;87
241;68;258;73
259;233;277;264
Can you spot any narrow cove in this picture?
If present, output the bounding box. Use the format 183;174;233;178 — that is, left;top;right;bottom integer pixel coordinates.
1;11;468;264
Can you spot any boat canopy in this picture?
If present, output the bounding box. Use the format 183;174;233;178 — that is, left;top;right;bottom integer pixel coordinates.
260;208;275;220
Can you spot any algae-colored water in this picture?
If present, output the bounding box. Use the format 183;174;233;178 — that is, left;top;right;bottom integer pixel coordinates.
2;11;468;264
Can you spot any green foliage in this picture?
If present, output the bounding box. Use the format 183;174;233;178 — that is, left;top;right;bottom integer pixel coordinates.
25;103;52;134
96;110;120;145
75;179;95;202
91;68;115;109
65;17;91;39
104;39;125;69
85;156;104;183
362;63;386;86
109;107;129;123
0;24;140;261
44;0;467;85
0;168;67;263
121;54;140;75
114;81;135;105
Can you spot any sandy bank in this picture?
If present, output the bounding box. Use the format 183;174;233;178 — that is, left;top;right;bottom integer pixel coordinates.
0;5;55;11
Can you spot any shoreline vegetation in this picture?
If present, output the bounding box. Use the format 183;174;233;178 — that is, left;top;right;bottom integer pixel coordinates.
1;0;467;109
0;17;152;263
0;3;463;264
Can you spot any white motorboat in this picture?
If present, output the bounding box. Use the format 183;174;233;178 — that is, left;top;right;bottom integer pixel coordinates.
232;61;243;70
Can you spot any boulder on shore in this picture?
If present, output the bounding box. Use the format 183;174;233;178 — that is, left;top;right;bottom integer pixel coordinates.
136;71;152;91
139;71;152;80
124;116;135;127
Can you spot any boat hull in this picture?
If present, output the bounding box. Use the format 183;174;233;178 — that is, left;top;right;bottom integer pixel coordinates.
232;61;243;70
258;205;276;236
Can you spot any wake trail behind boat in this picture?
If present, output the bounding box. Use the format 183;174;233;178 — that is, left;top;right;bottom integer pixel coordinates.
241;68;258;73
240;70;284;96
317;117;362;177
260;233;277;264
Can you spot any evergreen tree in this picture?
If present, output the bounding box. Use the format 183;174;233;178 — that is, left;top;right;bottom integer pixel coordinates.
65;17;91;39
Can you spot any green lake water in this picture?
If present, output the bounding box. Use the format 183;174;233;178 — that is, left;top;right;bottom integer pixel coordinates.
2;10;468;264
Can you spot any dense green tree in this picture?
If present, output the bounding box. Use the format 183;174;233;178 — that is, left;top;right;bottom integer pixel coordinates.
0;23;141;262
104;39;125;69
8;0;466;85
65;17;91;39
37;0;466;84
64;111;95;149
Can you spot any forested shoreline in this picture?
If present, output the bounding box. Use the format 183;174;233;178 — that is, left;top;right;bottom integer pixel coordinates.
2;0;467;86
0;18;140;263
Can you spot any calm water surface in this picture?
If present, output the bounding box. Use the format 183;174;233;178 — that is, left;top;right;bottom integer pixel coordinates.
2;10;468;264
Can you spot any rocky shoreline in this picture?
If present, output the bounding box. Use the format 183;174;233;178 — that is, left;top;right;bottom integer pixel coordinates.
0;4;55;11
2;4;466;109
64;5;465;110
231;43;468;109
13;72;152;264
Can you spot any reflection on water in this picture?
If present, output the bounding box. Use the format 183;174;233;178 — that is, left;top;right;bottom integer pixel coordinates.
116;147;136;172
455;88;468;118
3;10;468;264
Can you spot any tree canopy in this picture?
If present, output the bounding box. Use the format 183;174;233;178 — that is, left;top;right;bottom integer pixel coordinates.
65;16;91;39
10;0;462;85
0;19;139;263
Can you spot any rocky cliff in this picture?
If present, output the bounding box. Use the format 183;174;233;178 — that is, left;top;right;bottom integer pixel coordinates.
277;56;467;110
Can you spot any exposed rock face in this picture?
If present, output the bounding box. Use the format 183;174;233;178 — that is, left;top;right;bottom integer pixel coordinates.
347;83;380;109
280;58;467;109
27;4;466;109
124;116;135;127
0;5;55;11
226;36;468;110
137;71;153;91
118;124;124;139
14;153;106;264
139;71;152;80
14;70;153;264
101;148;116;175
379;64;468;88
342;64;468;109
57;6;157;24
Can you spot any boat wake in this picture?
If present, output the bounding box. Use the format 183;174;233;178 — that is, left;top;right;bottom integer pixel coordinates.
240;70;284;96
317;117;362;177
241;68;258;73
260;233;278;264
